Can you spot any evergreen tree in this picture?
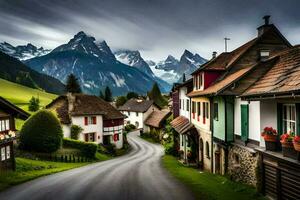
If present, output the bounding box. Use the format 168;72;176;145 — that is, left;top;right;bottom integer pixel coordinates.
104;86;113;102
28;96;40;112
148;82;167;108
116;96;127;107
66;74;81;93
182;73;186;82
126;92;139;100
99;90;105;99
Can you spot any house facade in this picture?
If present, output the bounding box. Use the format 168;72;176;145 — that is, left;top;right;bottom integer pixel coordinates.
118;99;160;130
144;110;171;139
46;94;125;149
0;96;29;171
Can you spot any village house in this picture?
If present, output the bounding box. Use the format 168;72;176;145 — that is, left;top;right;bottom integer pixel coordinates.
144;110;171;139
118;98;160;130
46;93;125;149
241;46;300;200
188;15;292;177
0;96;29;172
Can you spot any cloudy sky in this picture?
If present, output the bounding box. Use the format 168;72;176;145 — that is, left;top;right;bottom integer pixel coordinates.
0;0;300;61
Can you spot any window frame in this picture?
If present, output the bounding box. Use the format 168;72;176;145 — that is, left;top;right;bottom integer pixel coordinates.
214;103;219;121
282;104;296;134
186;99;190;112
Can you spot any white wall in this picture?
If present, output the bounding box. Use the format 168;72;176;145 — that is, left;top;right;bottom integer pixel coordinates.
122;111;144;129
62;125;71;138
179;87;190;120
71;115;103;143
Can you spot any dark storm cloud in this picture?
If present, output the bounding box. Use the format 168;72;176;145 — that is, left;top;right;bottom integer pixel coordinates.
0;0;300;60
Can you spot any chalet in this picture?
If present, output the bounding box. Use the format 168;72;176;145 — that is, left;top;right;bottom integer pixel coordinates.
241;46;300;199
46;93;125;149
144;110;171;139
118;99;160;130
0;96;29;172
188;16;292;178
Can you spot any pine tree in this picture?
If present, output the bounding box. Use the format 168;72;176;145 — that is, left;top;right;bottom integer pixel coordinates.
116;96;127;107
148;82;167;108
182;73;186;82
104;86;113;102
126;92;139;100
66;74;81;93
99;90;105;99
28;96;40;112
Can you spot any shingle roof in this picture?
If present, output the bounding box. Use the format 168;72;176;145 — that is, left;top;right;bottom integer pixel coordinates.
118;99;156;113
170;116;194;134
0;96;30;120
242;46;300;97
144;110;171;128
46;94;124;124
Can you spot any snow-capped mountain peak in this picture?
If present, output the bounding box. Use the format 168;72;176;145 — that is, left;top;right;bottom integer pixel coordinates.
0;42;50;60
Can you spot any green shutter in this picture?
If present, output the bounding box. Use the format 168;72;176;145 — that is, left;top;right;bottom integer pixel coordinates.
277;103;283;135
296;104;300;136
241;104;249;142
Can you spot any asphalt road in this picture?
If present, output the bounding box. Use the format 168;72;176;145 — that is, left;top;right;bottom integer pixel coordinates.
0;131;194;200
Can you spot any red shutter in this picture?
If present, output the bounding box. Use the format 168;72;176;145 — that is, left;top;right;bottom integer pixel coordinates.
84;117;88;125
114;134;119;142
84;134;88;142
93;117;97;124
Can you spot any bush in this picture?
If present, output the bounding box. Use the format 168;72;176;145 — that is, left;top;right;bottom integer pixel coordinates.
19;110;63;153
70;125;83;140
99;143;116;156
28;96;40;112
164;141;178;156
63;138;97;159
125;124;136;132
116;96;127;107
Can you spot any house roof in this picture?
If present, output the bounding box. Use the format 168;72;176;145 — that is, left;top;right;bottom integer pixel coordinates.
118;99;157;113
144;110;171;128
170;116;194;134
46;94;124;124
0;96;30;120
242;46;300;98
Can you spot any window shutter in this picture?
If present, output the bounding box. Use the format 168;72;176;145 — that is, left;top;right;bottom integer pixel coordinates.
241;105;249;141
93;117;97;124
84;117;88;125
296;104;300;136
277;103;283;135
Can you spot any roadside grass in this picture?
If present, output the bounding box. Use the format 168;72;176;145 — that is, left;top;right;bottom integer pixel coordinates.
139;134;159;144
162;155;266;200
0;157;88;191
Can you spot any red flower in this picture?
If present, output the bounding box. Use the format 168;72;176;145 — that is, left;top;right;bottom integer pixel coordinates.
294;136;300;143
281;133;294;143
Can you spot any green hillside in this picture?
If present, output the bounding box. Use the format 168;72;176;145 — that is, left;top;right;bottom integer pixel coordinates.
0;78;57;111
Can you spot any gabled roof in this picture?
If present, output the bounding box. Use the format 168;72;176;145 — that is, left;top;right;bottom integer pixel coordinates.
170;116;194;134
242;46;300;98
118;99;158;113
144;110;171;128
46;94;124;124
0;96;30;120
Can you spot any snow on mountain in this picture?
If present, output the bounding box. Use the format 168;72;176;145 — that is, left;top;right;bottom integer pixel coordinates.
0;42;50;60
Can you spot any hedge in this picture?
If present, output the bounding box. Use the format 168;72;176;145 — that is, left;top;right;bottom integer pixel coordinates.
63;138;97;159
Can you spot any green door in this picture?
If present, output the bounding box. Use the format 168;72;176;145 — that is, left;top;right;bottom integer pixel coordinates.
241;105;249;141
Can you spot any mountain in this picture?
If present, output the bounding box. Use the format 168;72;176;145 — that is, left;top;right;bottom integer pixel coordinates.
25;31;168;96
114;49;171;91
0;42;50;60
0;51;65;94
149;50;207;84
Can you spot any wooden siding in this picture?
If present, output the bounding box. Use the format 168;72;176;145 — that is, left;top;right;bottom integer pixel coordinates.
204;72;222;89
172;90;179;118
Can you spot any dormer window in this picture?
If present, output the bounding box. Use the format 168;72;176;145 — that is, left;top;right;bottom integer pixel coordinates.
260;50;270;61
194;73;204;90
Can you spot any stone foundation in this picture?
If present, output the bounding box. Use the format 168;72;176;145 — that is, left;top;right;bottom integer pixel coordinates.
228;144;259;186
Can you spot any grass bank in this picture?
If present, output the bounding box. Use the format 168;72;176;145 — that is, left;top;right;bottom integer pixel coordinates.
0;157;88;191
162;155;266;200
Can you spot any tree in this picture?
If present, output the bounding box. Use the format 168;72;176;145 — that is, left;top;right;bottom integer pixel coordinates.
182;73;186;82
19;110;63;153
70;125;83;140
148;82;167;108
28;96;40;112
99;90;105;99
104;86;113;102
66;74;81;93
126;92;138;100
116;96;127;107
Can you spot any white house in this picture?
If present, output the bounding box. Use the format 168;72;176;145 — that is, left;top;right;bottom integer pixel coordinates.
118;99;160;130
46;93;125;149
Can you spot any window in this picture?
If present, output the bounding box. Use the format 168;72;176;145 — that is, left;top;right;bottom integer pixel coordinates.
199;73;203;88
1;147;5;161
192;102;195;113
182;99;185;110
136;112;139;117
181;135;184;146
260;50;270;60
84;133;95;142
205;142;210;159
128;111;130;116
135;121;139;128
85;116;96;125
283;104;296;134
179;99;181;109
197;102;201;117
0;119;9;132
206;102;209;118
6;146;10;159
214;103;218;121
203;102;206;118
186;99;190;112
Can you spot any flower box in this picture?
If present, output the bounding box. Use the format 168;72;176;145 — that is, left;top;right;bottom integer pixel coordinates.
281;133;297;159
261;127;278;151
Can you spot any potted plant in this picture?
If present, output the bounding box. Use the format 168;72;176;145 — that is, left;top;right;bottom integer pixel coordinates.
261;127;278;151
280;132;297;159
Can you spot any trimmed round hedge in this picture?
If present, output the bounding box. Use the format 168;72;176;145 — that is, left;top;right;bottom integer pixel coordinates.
20;110;63;153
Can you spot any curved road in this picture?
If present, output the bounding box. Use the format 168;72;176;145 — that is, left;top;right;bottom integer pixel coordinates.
0;131;194;200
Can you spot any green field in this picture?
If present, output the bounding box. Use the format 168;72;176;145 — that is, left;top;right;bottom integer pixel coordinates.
163;155;265;200
0;78;57;112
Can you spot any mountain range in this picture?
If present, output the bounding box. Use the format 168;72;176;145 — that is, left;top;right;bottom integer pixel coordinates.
0;32;207;96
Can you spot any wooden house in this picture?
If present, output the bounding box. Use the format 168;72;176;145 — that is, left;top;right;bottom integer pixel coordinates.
0;96;29;172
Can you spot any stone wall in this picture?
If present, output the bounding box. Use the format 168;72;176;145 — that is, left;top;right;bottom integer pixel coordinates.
228;144;259;186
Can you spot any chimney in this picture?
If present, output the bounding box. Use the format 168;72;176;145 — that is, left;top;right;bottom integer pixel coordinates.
67;93;75;112
257;15;271;37
212;51;217;59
